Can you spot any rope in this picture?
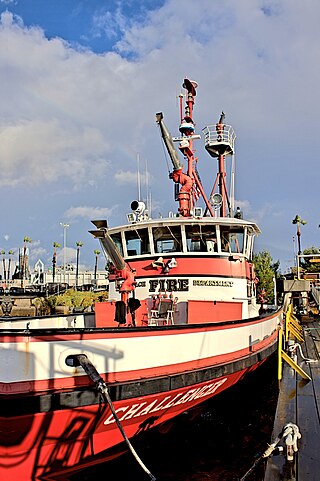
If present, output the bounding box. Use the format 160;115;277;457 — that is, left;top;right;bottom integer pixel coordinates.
239;423;301;481
288;342;318;363
75;354;156;481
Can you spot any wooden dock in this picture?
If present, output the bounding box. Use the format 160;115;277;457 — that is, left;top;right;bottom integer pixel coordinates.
264;319;320;480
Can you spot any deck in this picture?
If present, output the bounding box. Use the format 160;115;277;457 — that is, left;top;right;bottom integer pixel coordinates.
264;319;320;480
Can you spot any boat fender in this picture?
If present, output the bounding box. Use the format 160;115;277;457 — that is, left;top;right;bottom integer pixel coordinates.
128;297;141;313
115;300;126;324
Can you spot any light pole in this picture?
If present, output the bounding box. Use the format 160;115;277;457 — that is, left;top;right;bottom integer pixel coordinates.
75;241;83;289
94;249;101;285
60;223;69;283
292;215;307;256
292;236;296;268
52;242;61;284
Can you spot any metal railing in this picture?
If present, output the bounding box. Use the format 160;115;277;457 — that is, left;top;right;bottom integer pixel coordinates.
202;124;236;154
311;283;320;309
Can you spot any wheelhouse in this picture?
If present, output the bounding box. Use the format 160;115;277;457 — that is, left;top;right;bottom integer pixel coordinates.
107;217;260;261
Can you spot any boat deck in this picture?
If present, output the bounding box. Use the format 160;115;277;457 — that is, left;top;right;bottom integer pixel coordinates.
264;319;320;480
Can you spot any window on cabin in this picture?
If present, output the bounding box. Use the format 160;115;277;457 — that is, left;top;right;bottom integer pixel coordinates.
125;228;150;256
220;226;245;254
109;232;124;257
244;229;254;259
185;225;217;252
152;225;182;253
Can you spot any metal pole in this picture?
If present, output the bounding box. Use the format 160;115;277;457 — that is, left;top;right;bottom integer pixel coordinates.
60;223;69;284
273;277;277;306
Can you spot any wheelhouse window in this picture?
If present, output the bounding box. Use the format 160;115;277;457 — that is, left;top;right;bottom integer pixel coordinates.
152;225;182;253
185;224;217;252
125;228;150;256
220;226;245;254
109;232;124;257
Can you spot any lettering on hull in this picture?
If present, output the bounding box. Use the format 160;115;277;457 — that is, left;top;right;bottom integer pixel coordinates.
104;378;227;425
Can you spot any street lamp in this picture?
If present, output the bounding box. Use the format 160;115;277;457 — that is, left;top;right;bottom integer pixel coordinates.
94;249;101;285
75;241;83;289
292;215;307;256
60;223;69;283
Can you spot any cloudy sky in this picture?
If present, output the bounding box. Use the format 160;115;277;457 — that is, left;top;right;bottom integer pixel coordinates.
0;0;319;274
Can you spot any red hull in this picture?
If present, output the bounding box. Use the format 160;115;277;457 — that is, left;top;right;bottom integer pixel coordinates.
0;348;274;480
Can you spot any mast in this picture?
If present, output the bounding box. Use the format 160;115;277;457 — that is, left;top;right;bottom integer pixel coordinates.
156;78;215;217
203;112;236;217
137;153;141;201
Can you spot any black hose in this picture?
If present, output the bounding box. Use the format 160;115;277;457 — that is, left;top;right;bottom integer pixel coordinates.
75;354;156;481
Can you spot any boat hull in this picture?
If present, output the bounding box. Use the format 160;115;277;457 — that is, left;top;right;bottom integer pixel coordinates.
0;309;282;480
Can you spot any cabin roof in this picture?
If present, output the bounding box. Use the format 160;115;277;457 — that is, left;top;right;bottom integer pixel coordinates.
107;216;261;235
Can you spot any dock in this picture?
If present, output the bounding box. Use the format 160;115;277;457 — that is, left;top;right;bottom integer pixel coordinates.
264;319;320;480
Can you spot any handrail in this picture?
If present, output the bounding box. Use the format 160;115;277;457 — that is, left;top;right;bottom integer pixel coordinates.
311;283;320;309
202;124;236;153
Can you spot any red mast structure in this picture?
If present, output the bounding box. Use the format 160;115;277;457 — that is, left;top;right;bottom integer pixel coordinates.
157;78;235;218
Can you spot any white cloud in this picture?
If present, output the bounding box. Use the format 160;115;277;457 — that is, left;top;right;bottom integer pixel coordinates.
64;205;116;220
114;169;150;186
1;1;320;268
91;7;127;41
30;246;47;261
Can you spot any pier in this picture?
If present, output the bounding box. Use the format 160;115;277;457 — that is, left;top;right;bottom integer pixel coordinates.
264;318;320;480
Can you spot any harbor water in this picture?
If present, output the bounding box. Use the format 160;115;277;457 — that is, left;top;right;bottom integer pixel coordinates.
69;356;279;481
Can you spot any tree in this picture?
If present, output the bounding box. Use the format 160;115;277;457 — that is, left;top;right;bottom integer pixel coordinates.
1;250;5;285
94;249;101;284
52;242;61;283
300;246;320;274
75;242;83;288
253;250;279;304
7;250;13;282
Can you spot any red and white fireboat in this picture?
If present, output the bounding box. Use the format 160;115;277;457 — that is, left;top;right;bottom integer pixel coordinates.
0;78;282;481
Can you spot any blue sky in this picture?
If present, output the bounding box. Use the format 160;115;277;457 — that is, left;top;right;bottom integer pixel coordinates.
4;0;166;53
0;0;320;274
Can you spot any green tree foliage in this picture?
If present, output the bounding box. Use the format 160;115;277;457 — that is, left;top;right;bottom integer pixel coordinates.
300;246;320;273
253;250;279;303
43;289;109;313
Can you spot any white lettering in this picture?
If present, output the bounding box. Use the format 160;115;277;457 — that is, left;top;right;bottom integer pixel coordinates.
119;403;147;421
103;378;228;425
173;389;198;405
149;396;172;412
160;392;185;409
104;406;129;425
135;400;159;417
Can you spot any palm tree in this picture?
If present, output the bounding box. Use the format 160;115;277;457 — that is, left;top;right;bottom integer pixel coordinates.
52;242;61;284
1;250;5;285
21;237;32;287
94;249;101;285
7;250;13;283
75;242;83;288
